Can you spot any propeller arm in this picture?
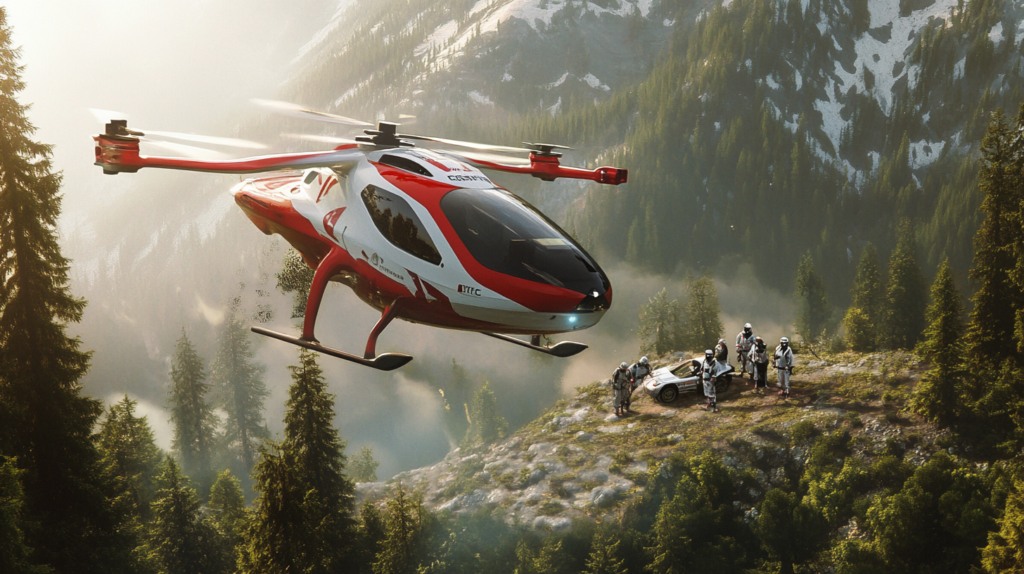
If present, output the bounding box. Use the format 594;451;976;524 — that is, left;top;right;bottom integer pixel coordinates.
94;134;361;175
458;153;627;185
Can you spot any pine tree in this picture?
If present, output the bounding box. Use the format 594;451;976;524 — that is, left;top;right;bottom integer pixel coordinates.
372;485;424;574
462;382;508;448
982;479;1024;572
240;349;356;574
795;251;830;342
845;244;884;350
207;470;245;553
150;458;228;574
533;539;570;574
0;10;134;571
0;456;45;574
881;220;928;349
351;445;381;482
583;530;627;574
680;271;725;351
210;301;269;488
637;288;683;356
168;329;217;491
755;489;830;574
98;395;163;521
911;260;966;426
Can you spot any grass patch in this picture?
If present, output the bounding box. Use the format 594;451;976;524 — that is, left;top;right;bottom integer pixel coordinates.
537;501;565;516
441;460;486;498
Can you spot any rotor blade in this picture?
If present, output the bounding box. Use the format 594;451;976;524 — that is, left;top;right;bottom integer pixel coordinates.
282;133;361;146
401;133;532;154
252;99;373;127
440;150;532;167
143;130;267;150
89;107;129;124
139;138;230;159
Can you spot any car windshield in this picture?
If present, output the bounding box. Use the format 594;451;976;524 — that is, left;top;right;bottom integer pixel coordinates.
440;188;608;295
671;364;693;378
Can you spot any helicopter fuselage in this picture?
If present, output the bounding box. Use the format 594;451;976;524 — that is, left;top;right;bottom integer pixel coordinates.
232;146;612;336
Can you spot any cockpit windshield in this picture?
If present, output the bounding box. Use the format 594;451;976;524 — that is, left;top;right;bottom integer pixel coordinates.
440;188;608;295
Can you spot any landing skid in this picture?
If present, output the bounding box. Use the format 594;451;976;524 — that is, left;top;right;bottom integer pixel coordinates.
251;327;413;371
483;332;588;358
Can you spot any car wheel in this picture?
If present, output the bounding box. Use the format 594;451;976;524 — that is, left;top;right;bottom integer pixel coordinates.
717;376;732;393
659;385;679;403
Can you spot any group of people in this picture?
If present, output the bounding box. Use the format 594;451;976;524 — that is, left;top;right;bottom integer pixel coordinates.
610;323;796;416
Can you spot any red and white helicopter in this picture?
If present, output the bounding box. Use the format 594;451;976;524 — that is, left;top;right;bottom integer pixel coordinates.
92;102;627;370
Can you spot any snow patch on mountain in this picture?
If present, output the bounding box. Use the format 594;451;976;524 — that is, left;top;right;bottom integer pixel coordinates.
468;90;495;106
909;139;946;167
415;19;459;57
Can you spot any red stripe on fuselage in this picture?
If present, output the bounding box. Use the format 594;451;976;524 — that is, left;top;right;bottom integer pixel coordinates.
371;163;585;313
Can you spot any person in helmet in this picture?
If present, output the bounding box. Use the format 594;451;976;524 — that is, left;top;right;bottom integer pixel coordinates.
774;337;795;398
748;336;770;392
735;323;755;378
715;338;729;364
700;349;727;413
612;361;632;416
626;356;652;413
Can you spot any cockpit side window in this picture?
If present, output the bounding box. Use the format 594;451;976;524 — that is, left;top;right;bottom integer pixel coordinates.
360;185;442;265
303;170;319;184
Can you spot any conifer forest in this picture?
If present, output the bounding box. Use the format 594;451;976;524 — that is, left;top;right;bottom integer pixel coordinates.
7;0;1024;572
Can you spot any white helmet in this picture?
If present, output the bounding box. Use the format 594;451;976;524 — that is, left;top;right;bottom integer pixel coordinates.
743;323;752;335
704;349;714;360
640;356;649;365
780;337;789;347
620;361;628;369
744;323;752;329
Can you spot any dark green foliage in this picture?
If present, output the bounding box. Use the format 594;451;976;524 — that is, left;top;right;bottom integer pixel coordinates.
845;244;884;351
982;478;1024;572
210;301;269;489
150;458;229;574
0;9;136;571
647;453;750;574
168;329;217;491
276;248;314;319
372;485;425;574
912;260;966;426
0;457;47;574
207;470;245;554
351;446;381;482
462;381;508;448
239;349;356;574
98;396;163;521
637;288;683;356
881;220;928;349
796;251;830;342
865;453;994;574
755;489;830;574
680;271;724;351
582;530;626;574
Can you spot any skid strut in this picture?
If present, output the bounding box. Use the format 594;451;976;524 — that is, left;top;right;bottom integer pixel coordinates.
483;333;588;358
251;327;412;371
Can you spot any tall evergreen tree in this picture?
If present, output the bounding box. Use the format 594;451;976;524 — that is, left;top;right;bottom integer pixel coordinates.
372;485;424;574
98;395;163;521
462;381;508;448
637;288;683;356
680;271;724;351
844;244;884;351
150;458;228;574
0;10;134;572
239;349;356;574
207;470;245;556
911;260;966;426
795;251;830;342
583;530;627;574
210;301;269;488
881;220;928;349
982;479;1024;572
167;329;217;491
966;109;1019;363
755;489;830;574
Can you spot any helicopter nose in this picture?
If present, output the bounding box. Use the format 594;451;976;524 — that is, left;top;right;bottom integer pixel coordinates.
573;284;612;313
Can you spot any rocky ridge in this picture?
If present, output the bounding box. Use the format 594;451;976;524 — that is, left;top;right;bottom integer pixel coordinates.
356;350;945;530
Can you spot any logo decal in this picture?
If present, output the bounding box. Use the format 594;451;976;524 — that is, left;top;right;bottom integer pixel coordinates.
458;284;482;297
322;207;346;241
447;174;490;183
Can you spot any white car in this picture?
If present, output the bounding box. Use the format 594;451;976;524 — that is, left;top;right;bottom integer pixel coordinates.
643;357;734;403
